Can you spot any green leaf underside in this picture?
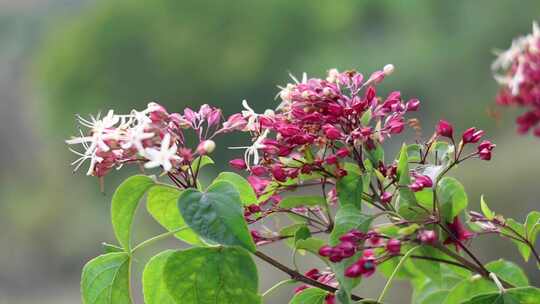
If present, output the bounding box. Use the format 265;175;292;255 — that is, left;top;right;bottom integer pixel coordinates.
289;288;327;304
164;247;261;304
437;177;468;222
178;181;256;252
280;196;327;209
143;250;176;304
485;259;529;287
330;205;372;246
525;211;540;243
81;252;131;304
503;219;531;262
442;277;496;304
460;287;540;304
111;175;155;250
336;170;363;209
213;172;257;206
147;185;202;245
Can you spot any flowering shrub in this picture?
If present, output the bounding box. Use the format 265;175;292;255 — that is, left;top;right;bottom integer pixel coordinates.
493;22;540;137
68;66;540;304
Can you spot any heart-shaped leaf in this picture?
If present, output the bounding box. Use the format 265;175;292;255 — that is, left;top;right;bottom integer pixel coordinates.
147;185;202;245
164;247;261;304
178;181;256;252
81;252;131;304
213;172;257;205
111;175;155;250
143;250;175;304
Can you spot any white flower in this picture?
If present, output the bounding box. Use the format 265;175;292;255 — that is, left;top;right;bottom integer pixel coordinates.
121;124;154;151
143;134;181;172
228;129;269;168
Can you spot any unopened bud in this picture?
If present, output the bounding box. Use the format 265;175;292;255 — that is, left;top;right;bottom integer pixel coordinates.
197;140;216;154
383;64;395;75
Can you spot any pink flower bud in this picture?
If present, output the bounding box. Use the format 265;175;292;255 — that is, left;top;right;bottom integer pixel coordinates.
250;165;268;176
409;182;424;192
322;124;342;140
229;158;247;170
436;120;454;138
304;268;321;280
325;294;336;304
418;230;437;245
271;165;288;182
478;148;492;160
344;263;363;278
247;204;261;213
386;239;401;255
462;127;484;144
318;245;333;257
406;98;420;111
196;140;215;154
380;192;393;204
336;147;350;158
325;154;338;165
336;241;356;258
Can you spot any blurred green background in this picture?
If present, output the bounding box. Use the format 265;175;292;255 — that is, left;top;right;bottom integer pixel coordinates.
1;1;539;303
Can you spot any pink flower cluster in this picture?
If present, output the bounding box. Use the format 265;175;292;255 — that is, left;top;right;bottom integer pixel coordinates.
66;103;225;178
493;22;540;136
228;65;419;190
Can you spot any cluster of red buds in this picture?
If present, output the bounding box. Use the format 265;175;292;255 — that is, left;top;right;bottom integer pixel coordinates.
435;120;495;161
227;65;419;197
66;103;227;179
492;22;540;136
294;268;337;304
317;229;403;278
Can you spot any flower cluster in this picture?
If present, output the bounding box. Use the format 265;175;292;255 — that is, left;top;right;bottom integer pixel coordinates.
228;65;419;198
66;103;224;181
318;229;403;278
492;22;540;136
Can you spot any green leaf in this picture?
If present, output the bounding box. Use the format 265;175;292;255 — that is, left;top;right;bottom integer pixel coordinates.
280;196;327;209
213;172;257;205
437;177;468;222
294;226;311;243
397;144;411;185
336;170;363;209
146;185;202;245
442;276;496;304
407;144;422;162
164;247;261;304
328;202;371;301
191;155;214;171
81;252;131;304
485;259;529;287
503;219;531;262
142;250;175;304
460;287;540;304
525;211;540;242
360;108;372;126
419;290;449;304
480;195;495;220
296;238;326;256
364;141;384;165
111;175;155;250
178;181;256;252
289;288;327;304
101;242;123;253
329;204;372;246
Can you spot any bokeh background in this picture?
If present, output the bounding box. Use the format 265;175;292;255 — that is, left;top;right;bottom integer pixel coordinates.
1;1;539;303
